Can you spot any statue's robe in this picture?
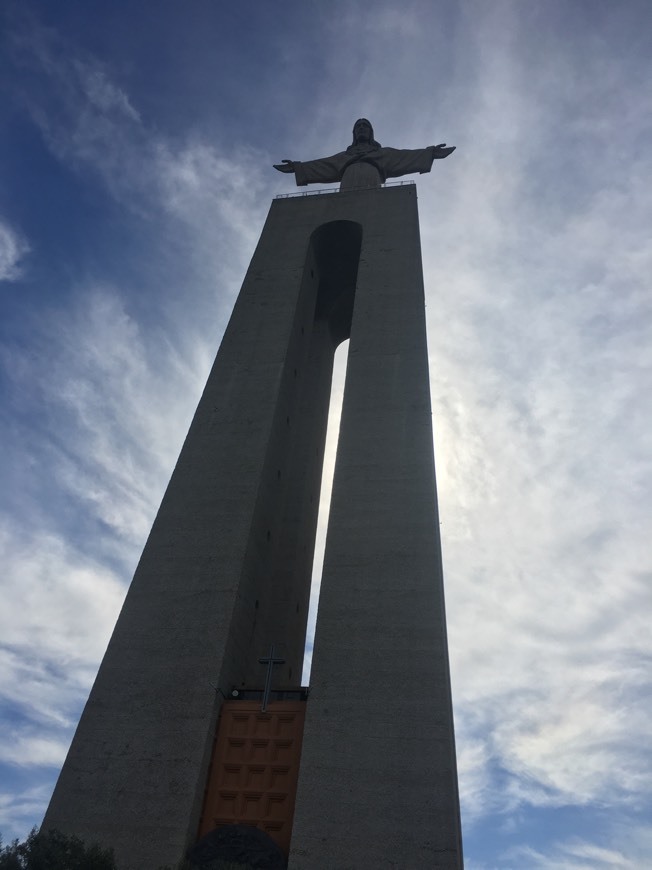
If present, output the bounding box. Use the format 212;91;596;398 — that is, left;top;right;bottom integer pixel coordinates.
292;145;440;191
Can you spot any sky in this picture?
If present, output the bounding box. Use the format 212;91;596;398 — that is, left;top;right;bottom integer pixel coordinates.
1;0;651;866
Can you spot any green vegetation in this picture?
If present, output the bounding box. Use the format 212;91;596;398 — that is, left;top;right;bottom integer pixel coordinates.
0;828;116;870
166;863;254;870
0;830;258;870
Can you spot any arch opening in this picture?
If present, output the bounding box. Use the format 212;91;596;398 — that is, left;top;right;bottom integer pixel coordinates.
237;220;362;689
312;220;362;347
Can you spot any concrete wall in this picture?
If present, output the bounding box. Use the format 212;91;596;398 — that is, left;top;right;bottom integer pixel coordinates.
289;187;463;869
43;186;462;870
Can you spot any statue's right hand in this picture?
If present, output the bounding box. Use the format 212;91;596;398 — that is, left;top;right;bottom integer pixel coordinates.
273;160;296;173
432;144;455;159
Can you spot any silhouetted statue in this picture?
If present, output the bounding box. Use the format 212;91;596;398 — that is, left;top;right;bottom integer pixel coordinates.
274;118;455;191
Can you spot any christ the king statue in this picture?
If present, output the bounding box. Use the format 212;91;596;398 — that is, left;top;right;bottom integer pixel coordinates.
274;118;455;191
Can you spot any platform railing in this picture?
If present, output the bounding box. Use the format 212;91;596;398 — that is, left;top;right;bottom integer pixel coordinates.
275;179;416;198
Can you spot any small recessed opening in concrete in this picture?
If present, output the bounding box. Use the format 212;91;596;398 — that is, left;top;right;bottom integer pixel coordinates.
302;338;349;684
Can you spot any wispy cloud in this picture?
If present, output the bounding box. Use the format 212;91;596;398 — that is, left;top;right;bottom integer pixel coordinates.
0;18;271;837
7;13;269;280
0;220;29;282
505;836;641;870
0;783;53;842
406;0;652;838
0;522;125;720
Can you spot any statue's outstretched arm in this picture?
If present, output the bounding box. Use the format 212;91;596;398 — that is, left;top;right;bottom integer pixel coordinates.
273;159;296;173
432;143;455;159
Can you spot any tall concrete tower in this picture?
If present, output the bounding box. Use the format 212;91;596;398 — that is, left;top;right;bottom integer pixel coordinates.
44;121;463;869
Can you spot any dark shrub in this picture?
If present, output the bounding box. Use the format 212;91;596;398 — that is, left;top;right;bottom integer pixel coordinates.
0;828;116;870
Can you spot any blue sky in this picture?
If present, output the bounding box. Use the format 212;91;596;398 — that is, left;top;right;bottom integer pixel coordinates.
1;1;651;867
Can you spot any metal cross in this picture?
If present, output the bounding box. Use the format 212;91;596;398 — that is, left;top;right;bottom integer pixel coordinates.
258;644;285;712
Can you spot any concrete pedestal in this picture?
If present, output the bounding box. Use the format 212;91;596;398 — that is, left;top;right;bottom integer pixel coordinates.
44;185;462;869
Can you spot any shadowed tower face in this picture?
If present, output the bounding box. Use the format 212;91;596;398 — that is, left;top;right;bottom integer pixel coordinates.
44;127;462;869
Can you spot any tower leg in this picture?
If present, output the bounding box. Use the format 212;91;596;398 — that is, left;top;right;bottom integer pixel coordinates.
289;187;463;868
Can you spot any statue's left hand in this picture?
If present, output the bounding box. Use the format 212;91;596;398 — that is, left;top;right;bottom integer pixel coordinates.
273;160;296;173
432;144;455;159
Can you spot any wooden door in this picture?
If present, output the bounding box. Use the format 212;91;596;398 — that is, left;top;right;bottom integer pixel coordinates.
198;700;306;856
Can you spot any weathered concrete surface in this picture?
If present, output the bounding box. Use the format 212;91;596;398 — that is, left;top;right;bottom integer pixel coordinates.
288;187;463;869
43;186;462;870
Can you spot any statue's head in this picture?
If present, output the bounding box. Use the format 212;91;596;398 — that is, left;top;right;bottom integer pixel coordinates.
350;119;381;150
